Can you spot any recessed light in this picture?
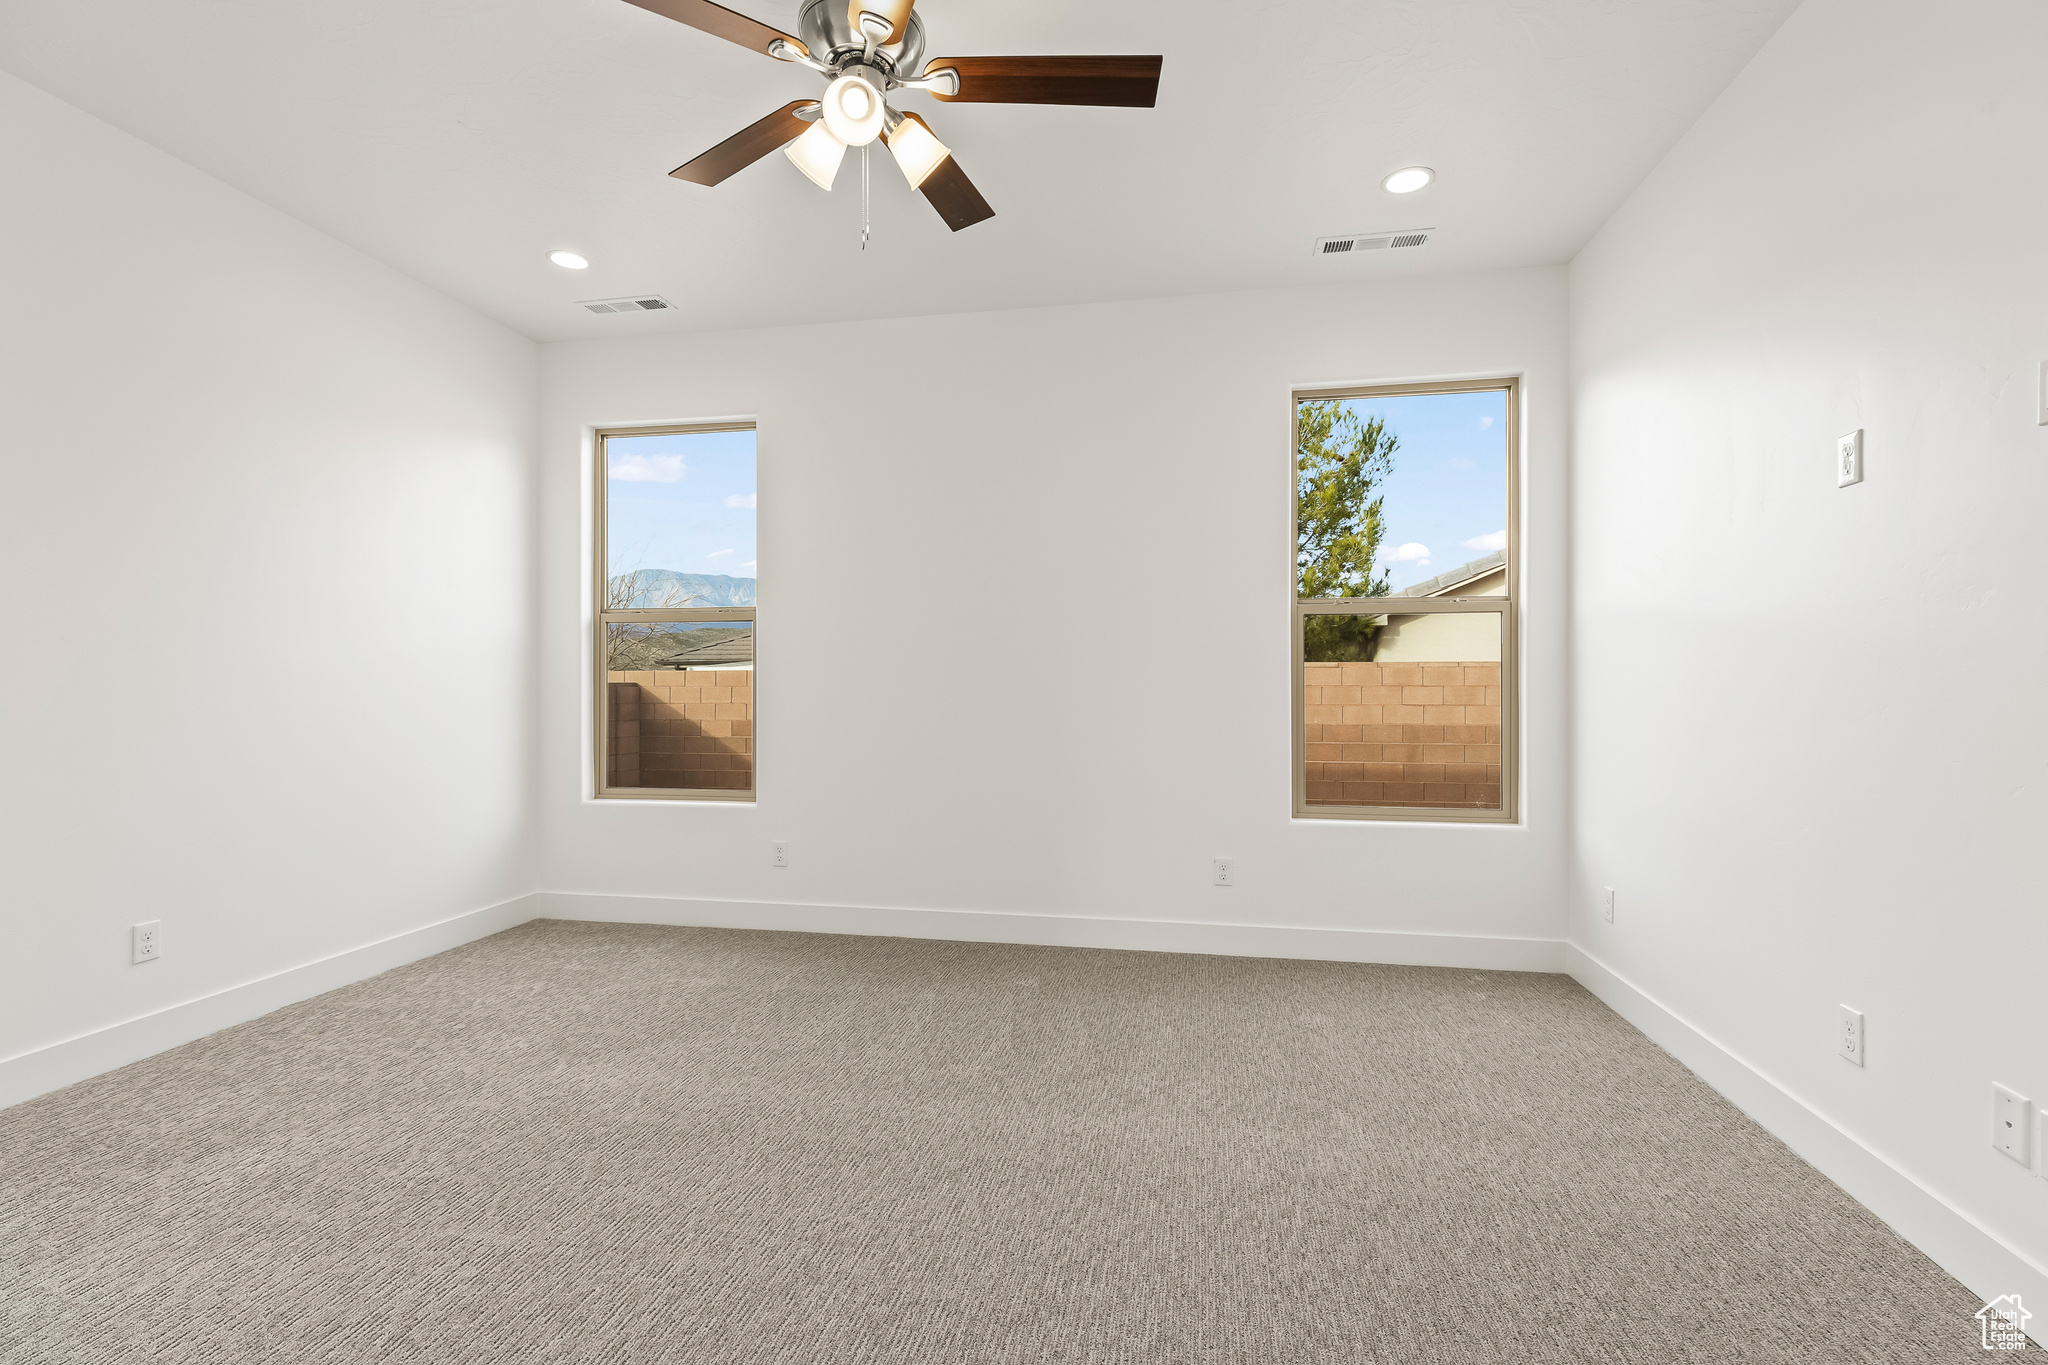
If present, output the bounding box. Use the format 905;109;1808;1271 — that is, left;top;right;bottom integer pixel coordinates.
1381;167;1434;194
549;250;590;269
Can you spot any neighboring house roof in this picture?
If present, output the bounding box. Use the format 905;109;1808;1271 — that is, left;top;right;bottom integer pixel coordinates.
1390;550;1507;598
658;630;755;666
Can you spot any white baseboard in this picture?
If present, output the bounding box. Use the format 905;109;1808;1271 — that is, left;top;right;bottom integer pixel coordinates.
531;891;1568;973
0;892;1560;1114
0;893;543;1113
9;891;2029;1328
1568;943;2047;1320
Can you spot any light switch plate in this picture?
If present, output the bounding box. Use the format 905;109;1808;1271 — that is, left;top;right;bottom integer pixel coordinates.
1836;430;1864;487
1837;1005;1864;1067
1993;1083;2031;1165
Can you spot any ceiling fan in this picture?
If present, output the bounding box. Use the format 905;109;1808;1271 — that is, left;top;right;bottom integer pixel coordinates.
622;0;1163;233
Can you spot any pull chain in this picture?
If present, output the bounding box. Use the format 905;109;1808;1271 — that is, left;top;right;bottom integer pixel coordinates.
860;144;871;250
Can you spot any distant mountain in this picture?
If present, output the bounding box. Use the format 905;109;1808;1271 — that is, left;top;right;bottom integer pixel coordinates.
610;569;755;608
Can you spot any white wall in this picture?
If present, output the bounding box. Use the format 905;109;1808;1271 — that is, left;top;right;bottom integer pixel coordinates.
1570;0;2048;1298
0;73;539;1075
538;269;1568;959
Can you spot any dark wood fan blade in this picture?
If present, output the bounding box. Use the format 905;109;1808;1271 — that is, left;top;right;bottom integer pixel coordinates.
925;55;1162;107
621;0;810;59
917;153;995;232
671;102;817;186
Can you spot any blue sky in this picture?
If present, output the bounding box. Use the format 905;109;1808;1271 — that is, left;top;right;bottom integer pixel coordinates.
606;429;757;582
1334;389;1508;590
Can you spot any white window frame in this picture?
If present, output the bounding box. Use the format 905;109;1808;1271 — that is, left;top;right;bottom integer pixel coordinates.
592;421;757;803
1291;377;1520;824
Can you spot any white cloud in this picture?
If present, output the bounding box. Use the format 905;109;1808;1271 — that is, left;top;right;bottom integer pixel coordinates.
1478;415;1495;430
738;561;756;573
608;453;687;483
1379;542;1431;563
1460;529;1507;553
706;548;734;560
724;493;756;509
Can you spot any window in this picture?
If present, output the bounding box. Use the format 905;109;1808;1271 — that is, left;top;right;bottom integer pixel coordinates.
594;424;757;800
1293;380;1518;822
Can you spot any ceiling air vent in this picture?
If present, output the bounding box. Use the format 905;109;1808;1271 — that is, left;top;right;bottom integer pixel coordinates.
1313;229;1434;258
580;295;674;314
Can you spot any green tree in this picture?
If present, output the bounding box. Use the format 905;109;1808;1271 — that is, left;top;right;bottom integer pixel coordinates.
1296;399;1396;661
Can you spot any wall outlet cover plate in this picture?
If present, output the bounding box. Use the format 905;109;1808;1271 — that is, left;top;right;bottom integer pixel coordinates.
1836;430;1864;487
1837;1005;1864;1066
1993;1083;2031;1165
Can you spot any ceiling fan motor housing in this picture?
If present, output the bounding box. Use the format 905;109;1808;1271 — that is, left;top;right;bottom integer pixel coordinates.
798;0;925;75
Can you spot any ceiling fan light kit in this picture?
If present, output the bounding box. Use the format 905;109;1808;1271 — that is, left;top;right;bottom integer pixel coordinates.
783;117;847;189
882;111;948;189
821;70;886;145
628;0;1163;236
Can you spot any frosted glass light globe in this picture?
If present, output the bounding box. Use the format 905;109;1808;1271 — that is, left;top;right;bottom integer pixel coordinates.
884;113;950;189
784;119;848;190
1381;167;1434;194
822;74;885;147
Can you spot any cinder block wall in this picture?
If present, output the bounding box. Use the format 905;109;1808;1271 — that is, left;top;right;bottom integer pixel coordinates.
601;661;1494;805
605;669;754;791
1302;661;1502;808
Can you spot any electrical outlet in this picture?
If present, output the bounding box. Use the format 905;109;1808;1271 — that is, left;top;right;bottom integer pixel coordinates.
1837;1005;1864;1067
1836;429;1864;487
1994;1084;2032;1166
1212;858;1234;887
770;840;789;869
1603;887;1615;924
131;921;161;964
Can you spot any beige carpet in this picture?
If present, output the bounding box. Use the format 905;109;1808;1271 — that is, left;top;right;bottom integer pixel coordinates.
0;920;1990;1363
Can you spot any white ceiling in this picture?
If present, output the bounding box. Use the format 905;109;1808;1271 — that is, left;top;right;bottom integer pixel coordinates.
0;0;1799;341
